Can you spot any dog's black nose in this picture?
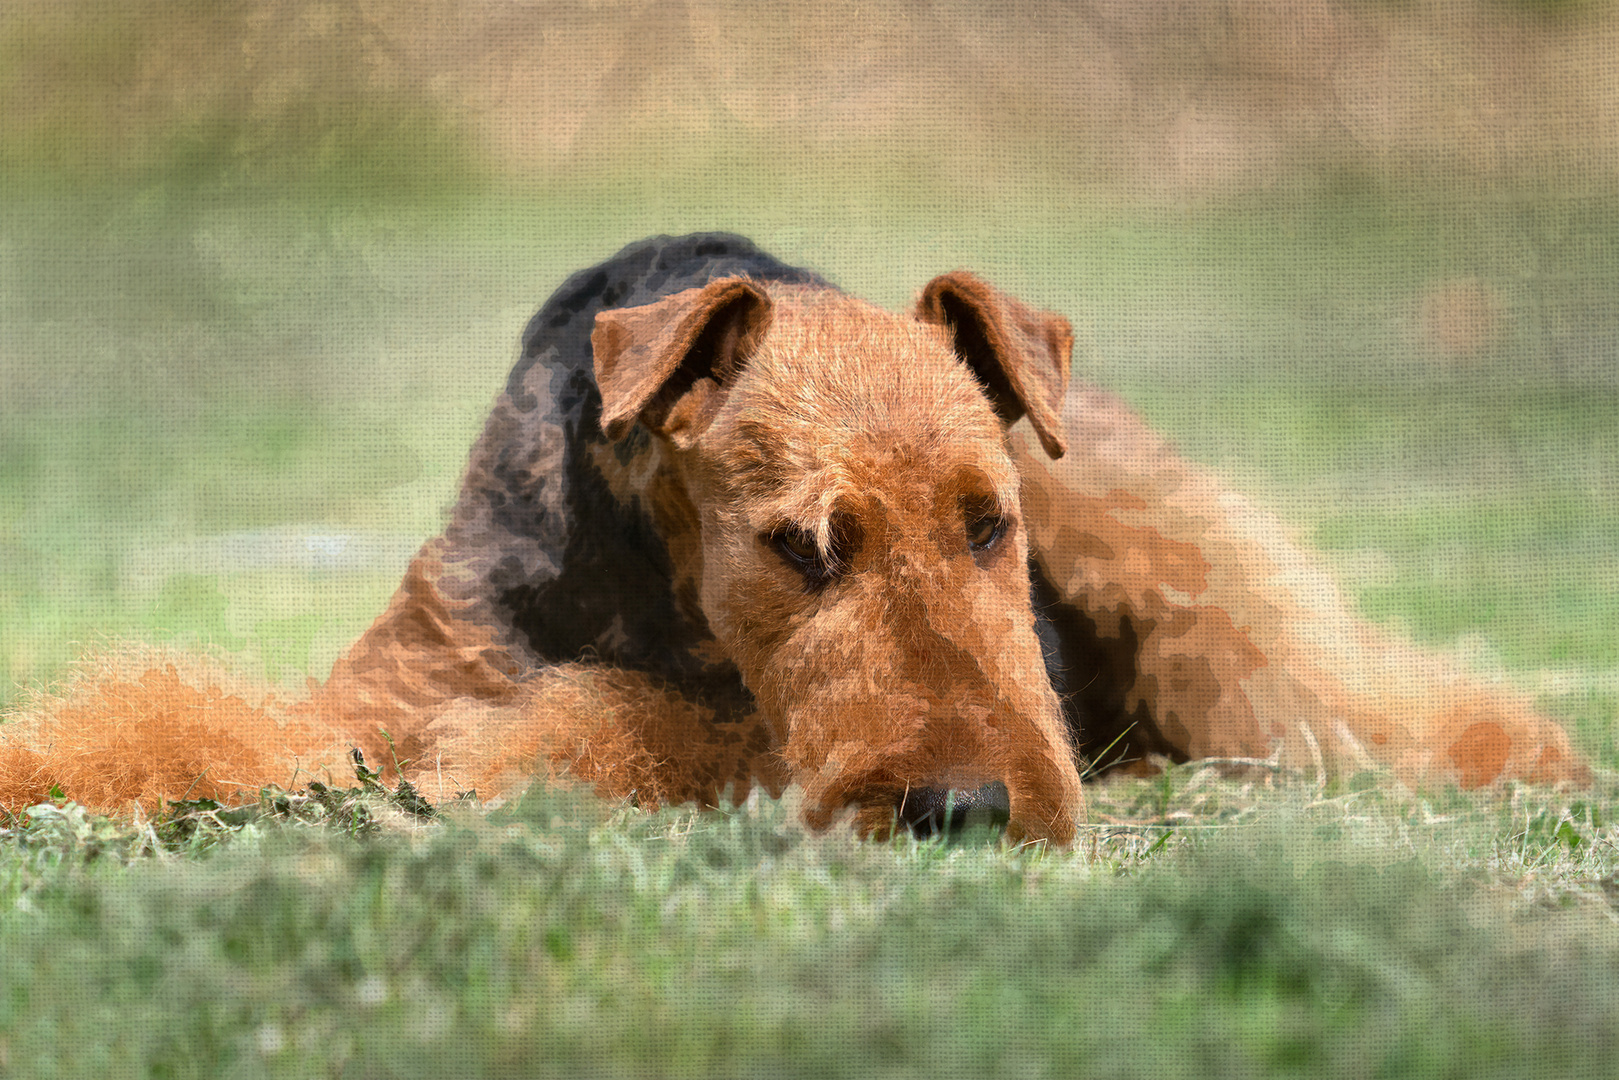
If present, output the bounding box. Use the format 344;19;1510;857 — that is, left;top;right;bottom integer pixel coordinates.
899;782;1012;838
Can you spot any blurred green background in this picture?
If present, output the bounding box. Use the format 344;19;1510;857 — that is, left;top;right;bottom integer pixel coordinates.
1;0;1615;751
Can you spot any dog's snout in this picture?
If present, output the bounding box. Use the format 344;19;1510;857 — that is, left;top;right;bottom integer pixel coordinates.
899;781;1012;838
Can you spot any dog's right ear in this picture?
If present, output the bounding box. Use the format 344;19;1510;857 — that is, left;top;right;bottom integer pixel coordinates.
592;278;772;448
916;272;1071;460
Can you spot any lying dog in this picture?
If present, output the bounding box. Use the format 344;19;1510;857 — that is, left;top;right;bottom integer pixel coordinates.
303;233;1589;843
0;233;1587;835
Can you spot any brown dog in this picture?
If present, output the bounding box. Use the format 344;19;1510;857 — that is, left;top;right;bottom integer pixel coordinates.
304;234;1587;843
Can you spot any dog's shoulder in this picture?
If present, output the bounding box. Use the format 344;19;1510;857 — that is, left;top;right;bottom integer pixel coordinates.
508;232;825;404
484;234;823;476
441;235;822;681
471;233;824;542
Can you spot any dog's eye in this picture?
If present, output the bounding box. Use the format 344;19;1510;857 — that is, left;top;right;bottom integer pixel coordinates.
768;516;862;589
776;529;819;564
966;511;1006;552
770;527;834;587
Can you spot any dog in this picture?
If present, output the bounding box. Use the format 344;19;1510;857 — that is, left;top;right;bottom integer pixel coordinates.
304;232;1589;844
0;232;1591;833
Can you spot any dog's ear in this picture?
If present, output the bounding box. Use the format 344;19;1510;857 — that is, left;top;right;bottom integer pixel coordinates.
916;272;1070;459
593;278;772;448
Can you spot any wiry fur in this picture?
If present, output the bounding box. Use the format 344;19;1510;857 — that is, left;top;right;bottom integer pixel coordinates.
0;234;1589;838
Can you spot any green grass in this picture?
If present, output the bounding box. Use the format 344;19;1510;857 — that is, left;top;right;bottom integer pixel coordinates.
4;773;1619;1079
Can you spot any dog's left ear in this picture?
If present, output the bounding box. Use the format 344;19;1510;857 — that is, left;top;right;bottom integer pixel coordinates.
916;272;1070;459
592;277;772;449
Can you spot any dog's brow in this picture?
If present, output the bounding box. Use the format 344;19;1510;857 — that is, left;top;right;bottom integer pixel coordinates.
931;455;1019;514
723;419;811;499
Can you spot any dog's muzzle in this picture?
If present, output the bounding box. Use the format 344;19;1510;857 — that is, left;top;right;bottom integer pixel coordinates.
898;782;1012;838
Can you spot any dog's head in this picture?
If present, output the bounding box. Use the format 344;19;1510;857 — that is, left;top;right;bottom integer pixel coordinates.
592;273;1082;843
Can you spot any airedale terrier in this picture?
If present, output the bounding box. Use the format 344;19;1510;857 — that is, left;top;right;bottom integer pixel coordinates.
309;233;1588;843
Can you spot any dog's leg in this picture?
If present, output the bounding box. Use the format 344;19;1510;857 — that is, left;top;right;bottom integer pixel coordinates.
308;545;526;771
415;662;785;809
1018;386;1591;789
